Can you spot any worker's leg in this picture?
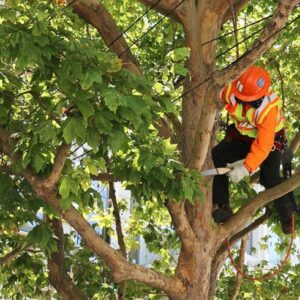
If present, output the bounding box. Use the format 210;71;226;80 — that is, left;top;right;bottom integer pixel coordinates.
260;150;293;234
212;138;251;223
212;138;251;206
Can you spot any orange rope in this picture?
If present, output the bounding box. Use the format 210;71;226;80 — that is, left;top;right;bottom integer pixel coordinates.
226;213;294;281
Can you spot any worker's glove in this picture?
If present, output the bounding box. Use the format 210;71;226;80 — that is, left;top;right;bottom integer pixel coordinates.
227;160;249;183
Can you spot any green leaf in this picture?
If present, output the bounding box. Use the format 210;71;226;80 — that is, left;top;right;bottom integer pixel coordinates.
107;129;127;152
59;175;79;201
32;21;48;37
21;152;31;169
0;174;13;194
26;224;56;252
166;47;190;62
105;57;123;73
102;89;127;113
162;139;177;156
83;158;99;176
59;177;71;199
94;111;113;134
63;118;86;144
86;127;100;150
32;154;45;173
77;99;95;120
80;70;102;90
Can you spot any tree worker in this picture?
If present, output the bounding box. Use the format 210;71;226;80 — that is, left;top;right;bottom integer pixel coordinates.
212;65;293;234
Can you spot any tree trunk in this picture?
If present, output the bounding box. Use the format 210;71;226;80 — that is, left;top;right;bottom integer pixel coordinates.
172;256;213;300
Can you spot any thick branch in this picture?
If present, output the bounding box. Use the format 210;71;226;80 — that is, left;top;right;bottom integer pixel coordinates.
215;0;299;87
59;205;186;296
229;209;270;245
91;173;115;182
165;200;198;251
108;181;127;300
0;127;185;296
70;0;141;75
47;218;88;300
215;209;270;261
46;143;70;187
166;112;182;144
137;0;185;23
187;94;216;169
0;127;39;185
109;182;127;258
154;117;174;140
223;0;252;23
0;245;30;266
69;1;174;141
290;132;300;154
221;170;300;238
229;236;247;300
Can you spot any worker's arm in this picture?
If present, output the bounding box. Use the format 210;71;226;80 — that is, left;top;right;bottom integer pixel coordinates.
244;106;278;173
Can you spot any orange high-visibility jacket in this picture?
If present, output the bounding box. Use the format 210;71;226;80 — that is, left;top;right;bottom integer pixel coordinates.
221;83;285;173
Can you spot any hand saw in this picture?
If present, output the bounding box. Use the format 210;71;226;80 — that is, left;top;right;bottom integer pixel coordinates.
200;167;232;176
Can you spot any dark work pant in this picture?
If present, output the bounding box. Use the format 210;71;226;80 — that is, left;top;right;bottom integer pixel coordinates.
212;137;291;215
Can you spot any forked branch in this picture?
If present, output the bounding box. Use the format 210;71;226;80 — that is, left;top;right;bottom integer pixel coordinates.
215;0;299;87
137;0;186;23
46;143;70;187
222;171;300;238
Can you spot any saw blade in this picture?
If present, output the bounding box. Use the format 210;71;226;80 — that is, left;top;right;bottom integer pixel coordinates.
200;167;232;176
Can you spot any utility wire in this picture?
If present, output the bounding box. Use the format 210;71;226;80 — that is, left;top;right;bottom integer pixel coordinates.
172;14;300;103
107;0;163;49
119;0;186;57
66;0;78;7
201;15;272;46
65;0;297;58
216;25;265;59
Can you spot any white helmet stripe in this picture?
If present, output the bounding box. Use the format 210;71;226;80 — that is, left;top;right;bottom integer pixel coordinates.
237;81;244;93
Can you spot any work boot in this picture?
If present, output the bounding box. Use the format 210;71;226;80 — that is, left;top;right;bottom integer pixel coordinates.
275;199;293;234
212;205;233;223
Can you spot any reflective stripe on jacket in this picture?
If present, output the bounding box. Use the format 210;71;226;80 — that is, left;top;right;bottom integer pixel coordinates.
222;83;284;138
221;84;285;172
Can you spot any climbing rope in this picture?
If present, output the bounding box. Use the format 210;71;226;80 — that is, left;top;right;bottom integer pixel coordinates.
226;213;295;281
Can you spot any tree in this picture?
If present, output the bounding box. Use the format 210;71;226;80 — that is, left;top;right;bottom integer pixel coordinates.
0;0;299;299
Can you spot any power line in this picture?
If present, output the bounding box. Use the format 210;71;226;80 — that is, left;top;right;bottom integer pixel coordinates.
171;14;300;103
66;1;298;60
66;0;78;7
216;25;265;59
119;0;186;57
107;0;163;49
201;14;272;46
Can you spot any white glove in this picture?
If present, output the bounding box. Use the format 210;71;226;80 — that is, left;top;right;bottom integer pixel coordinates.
227;160;249;183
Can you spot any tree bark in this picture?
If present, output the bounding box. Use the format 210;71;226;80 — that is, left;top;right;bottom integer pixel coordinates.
229;236;247;300
47;218;88;300
0;0;299;299
108;180;127;300
0;245;30;266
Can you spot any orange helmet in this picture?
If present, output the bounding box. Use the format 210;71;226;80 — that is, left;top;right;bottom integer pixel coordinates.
231;66;271;102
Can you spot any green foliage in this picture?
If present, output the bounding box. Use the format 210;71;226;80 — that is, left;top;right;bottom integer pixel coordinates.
25;223;57;253
0;235;50;300
216;260;300;300
0;0;299;299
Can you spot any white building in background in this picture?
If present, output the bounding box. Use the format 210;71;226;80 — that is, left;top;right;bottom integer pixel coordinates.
94;181;300;269
20;178;298;269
